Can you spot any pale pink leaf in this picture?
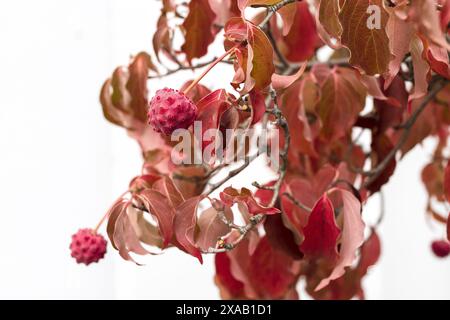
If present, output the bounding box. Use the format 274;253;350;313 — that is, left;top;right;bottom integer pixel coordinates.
315;189;365;291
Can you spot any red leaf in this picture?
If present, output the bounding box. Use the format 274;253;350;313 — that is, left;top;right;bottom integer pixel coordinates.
264;214;303;260
444;160;450;203
209;0;241;26
316;189;365;291
180;81;211;103
224;17;274;93
250;237;298;299
315;67;366;142
366;134;396;193
408;36;431;109
152;176;185;208
300;193;340;260
196;206;233;251
214;252;245;299
106;199;129;251
447;213;450;242
279;1;319;62
220;187;280;215
271;62;306;91
173;196;203;263
127;52;156;123
196;89;232;149
282;165;338;237
384;2;414;88
248;89;265;124
181;0;217;63
152;13;172;62
136;189;175;247
357;229;381;277
409;0;450;51
223;236;299;299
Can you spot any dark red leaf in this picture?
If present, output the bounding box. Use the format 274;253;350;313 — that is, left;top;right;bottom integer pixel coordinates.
173;196;203;263
444;160;450;203
181;0;217;63
300;193;340;260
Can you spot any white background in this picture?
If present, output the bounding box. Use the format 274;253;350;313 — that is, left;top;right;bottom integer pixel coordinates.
0;0;449;299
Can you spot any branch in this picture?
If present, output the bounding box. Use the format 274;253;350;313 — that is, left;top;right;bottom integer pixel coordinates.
264;88;290;208
265;25;290;72
258;0;299;28
149;58;233;80
362;79;448;189
206;152;260;195
203;89;291;254
282;192;312;212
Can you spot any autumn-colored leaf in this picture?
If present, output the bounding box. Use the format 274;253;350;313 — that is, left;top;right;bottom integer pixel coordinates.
384;2;414;88
422;162;445;201
106;199;129;251
250;237;298;299
248;89;265;124
220;187;281;215
316;189;365;291
264;213;303;260
319;0;342;39
196;89;232;150
215;252;245;299
279;1;319;62
357;228;381;277
180;81;212;103
409;36;431;108
181;0;217;63
152;176;185;208
128;207;164;248
300;193;340;260
173;196;203;263
447;213;450;241
315;67;366;141
136;189;175;247
374;75;407;133
224;17;275;93
444;160;450;203
127;52;155;122
196;206;233;251
153;14;172;63
271;62;306;91
366;133;396;193
409;0;450;51
281;165;338;240
339;0;391;75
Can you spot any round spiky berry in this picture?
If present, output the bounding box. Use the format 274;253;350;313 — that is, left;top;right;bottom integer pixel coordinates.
148;88;197;135
70;228;107;265
431;240;450;258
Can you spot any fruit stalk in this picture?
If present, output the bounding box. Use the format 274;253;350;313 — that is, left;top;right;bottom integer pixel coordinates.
182;43;241;95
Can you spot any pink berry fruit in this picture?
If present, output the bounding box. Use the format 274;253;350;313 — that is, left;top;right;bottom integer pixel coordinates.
148;88;197;135
431;240;450;258
70;228;107;265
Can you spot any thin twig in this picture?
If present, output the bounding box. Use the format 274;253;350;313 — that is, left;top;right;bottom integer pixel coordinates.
149;58;233;79
363;79;448;188
258;0;298;28
282;192;312;212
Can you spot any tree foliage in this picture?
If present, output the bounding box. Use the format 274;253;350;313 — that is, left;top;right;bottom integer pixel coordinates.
89;0;450;299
